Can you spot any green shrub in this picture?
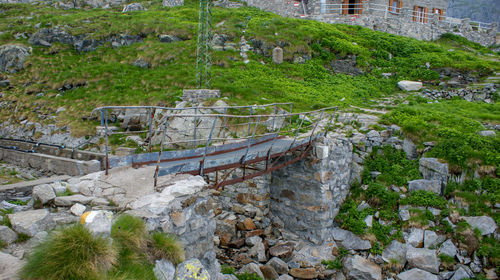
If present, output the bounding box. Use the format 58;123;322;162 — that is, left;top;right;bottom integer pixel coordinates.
221;264;236;275
236;272;263;280
21;225;117;280
15;233;31;243
150;232;185;265
401;190;448;209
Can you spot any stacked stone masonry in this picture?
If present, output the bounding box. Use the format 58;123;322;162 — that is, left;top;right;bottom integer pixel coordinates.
242;0;497;46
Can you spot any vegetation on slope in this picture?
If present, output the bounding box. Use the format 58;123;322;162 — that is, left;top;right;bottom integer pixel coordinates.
0;0;498;136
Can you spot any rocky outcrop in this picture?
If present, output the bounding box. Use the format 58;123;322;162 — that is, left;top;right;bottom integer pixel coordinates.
398;80;423;91
0;44;31;73
343;255;382;280
420;84;498;104
7;209;55;236
29;28;143;53
0;252;25;280
122;3;146;12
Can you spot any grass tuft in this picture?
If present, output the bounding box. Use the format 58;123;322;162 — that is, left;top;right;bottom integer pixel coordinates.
21;224;117;280
150;232;185;265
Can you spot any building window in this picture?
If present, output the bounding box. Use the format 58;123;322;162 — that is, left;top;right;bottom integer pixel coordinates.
432;8;444;20
343;0;363;15
388;0;401;14
413;6;428;23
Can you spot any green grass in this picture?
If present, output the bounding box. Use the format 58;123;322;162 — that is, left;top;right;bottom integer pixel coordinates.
150;232;185;265
0;1;498;136
21;224;117;280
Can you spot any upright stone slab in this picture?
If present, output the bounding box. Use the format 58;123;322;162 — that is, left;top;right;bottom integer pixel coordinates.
272;47;283;64
163;0;184;7
270;135;353;244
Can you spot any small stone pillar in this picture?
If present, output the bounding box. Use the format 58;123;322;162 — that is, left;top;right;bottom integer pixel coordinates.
272;46;283;64
162;0;184;7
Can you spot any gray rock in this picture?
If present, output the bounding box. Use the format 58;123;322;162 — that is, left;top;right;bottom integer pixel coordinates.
366;130;382;146
419;158;448;185
272;47;283;64
29;28;74;47
406;228;424;248
239;262;265;280
7;209;55;236
396;268;438;280
70;203;86;216
163;0;184;6
408;179;442;195
399;209;410;221
438;239;458;257
478;130;495;137
133;58;150;69
398;80;423;91
403;138;418;159
0;79;9;87
424;230;445;249
81;210;112;237
406;247;440;274
32;184;56;205
267;257;289;275
0;44;31;73
175;259;210;280
292;243;337;268
450;266;474;280
0;252;25;280
343;255;382;280
331;228;371;250
0;225;18;245
54;194;95;206
154;259;176;280
122;3;145;12
462;216;497;235
159;34;181;43
277;275;293;280
382;240;407;266
247;236;266;262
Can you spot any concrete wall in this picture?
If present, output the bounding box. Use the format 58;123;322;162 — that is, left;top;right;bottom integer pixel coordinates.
0;148;101;176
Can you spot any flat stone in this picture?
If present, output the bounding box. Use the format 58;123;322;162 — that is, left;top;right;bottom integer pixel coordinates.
267;257;289;275
396;268;438;280
462;216;497;235
406;247;440;274
331;228;371;250
32;184;56;205
399;209;410;221
424;230;445;249
239;217;256;231
343;255;382;280
289;268;318;279
408;179;442;195
277;275;293;280
478;130;496;137
0;225;18;245
438;239;458;257
398;80;423;91
70;203;86;216
7;209;55;236
54;194;95;206
450;266;474;280
269;242;294;259
382;240;407;266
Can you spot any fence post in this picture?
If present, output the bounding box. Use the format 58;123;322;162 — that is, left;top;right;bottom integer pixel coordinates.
154;117;170;188
104;109;109;175
148;107;154;153
242;116;261;164
193;107;198;149
200;117;217;176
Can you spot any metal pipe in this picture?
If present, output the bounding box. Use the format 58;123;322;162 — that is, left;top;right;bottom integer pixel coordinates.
200;116;217;176
104;109;109;175
242;116;261;164
154;116;170;187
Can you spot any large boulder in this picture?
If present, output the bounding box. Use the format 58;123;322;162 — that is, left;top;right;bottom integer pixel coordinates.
462;216;497;235
7;209;55;236
396;268;438;280
0;44;31;73
239;262;264;279
438;239;458;257
122;3;145;12
408;179;442;195
267;257;289;275
406;228;424;248
29;28;74;47
398;80;423;91
32;184;56;205
0;252;25;280
406;247;440;274
343;255;382;280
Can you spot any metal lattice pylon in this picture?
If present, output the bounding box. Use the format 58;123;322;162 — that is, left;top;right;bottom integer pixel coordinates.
196;0;213;88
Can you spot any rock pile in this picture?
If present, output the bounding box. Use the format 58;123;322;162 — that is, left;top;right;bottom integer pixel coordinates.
420;84;497;103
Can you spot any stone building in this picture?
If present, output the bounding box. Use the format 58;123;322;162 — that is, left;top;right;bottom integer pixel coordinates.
243;0;497;46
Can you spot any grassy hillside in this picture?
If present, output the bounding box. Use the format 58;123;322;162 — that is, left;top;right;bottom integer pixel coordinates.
0;0;498;129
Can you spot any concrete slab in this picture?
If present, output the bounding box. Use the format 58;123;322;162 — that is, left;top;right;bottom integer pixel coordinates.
0;175;71;191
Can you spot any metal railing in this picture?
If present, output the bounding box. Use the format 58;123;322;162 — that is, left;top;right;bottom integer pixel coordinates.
91;104;338;182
